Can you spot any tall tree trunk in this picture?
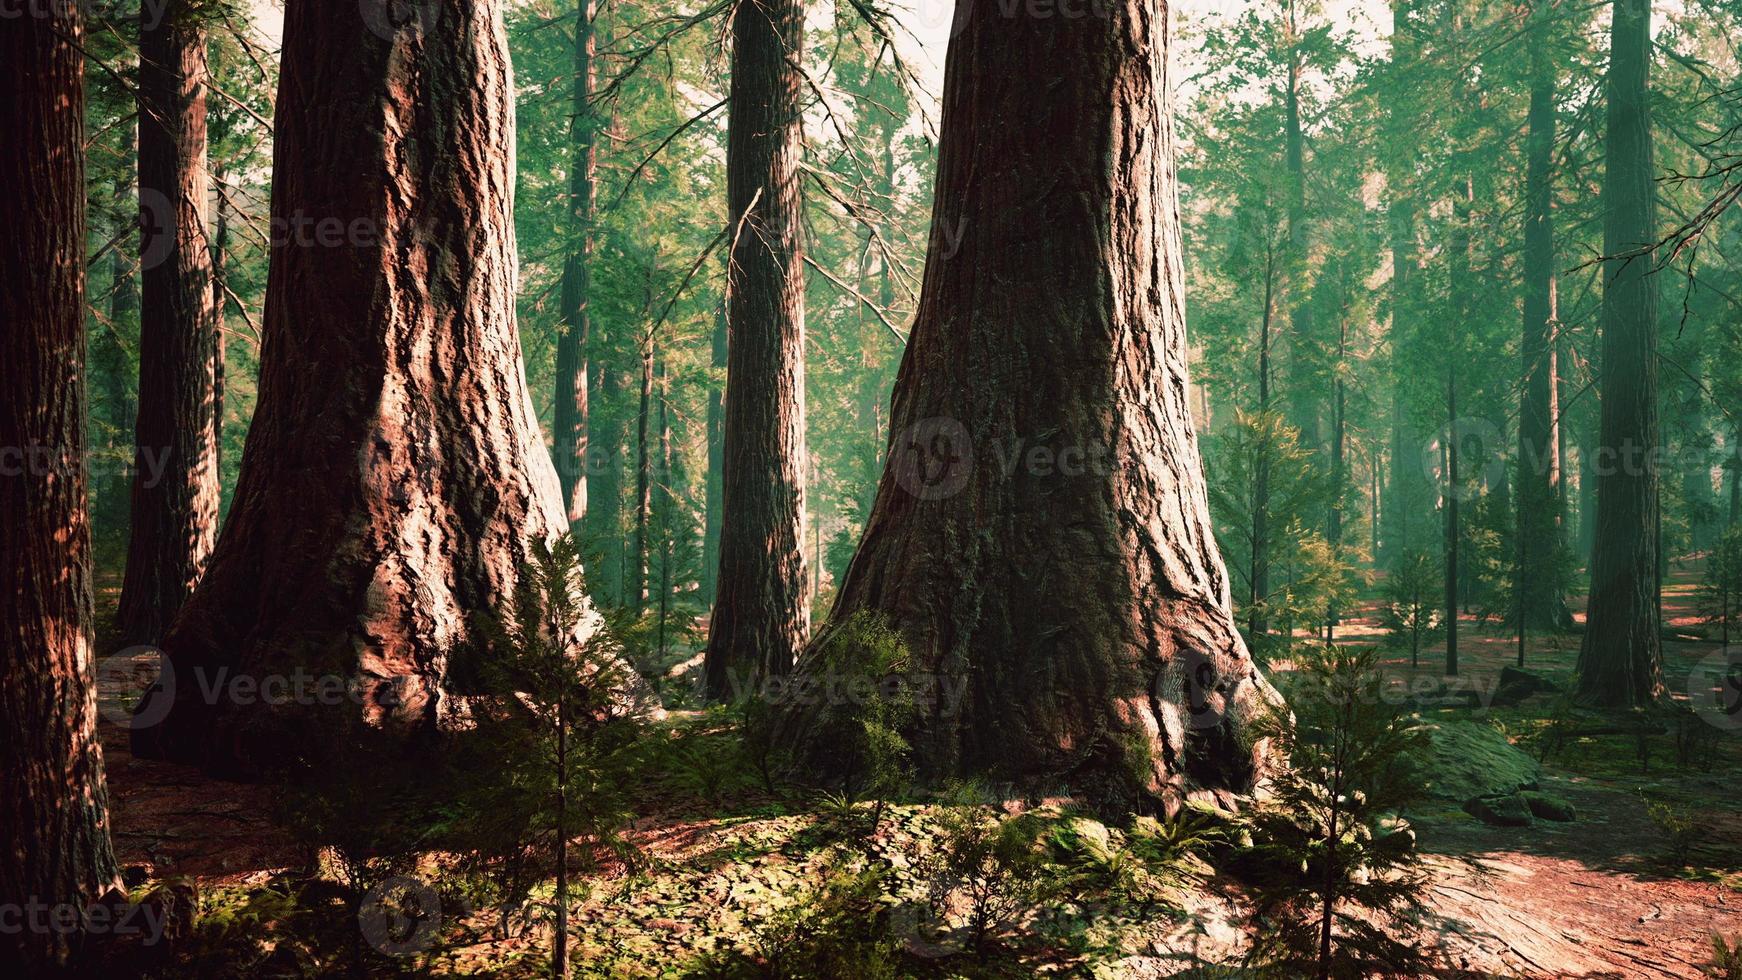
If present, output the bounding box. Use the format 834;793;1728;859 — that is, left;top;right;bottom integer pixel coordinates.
120;0;219;647
1382;0;1418;567
554;0;597;532
780;0;1277;809
133;0;633;773
1577;0;1663;707
632;336;654;615
703;0;811;698
1248;247;1276;649
211;167;228;483
587;355;627;605
103;125;140;456
1;12;123;969
702;299;727;605
1445;176;1472;677
1517;0;1571;632
1283;0;1318;448
657;357;674;659
1327;310;1347;640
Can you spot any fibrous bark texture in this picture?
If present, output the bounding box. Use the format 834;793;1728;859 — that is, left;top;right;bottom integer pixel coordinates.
1577;0;1663;707
134;0;620;774
786;0;1277;810
1;12;123;970
119;0;220;647
703;0;811;698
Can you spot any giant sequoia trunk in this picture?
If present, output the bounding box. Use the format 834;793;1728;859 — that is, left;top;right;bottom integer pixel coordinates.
703;0;811;698
134;0;622;773
553;0;598;531
1577;0;1663;707
1516;0;1572;633
119;0;220;647
782;0;1276;810
1;13;123;969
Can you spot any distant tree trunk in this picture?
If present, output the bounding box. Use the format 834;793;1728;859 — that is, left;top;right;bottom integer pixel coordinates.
781;0;1278;809
1577;0;1663;707
1444;176;1472;677
102;126;140;455
701;300;726;605
1326;302;1348;640
588;355;627;605
1;13;124;970
703;0;811;699
1517;0;1571;633
1283;0;1318;447
1248;247;1277;648
554;0;597;532
211;168;228;481
657;357;674;658
1382;0;1419;568
632;336;654;615
133;0;631;773
120;0;219;647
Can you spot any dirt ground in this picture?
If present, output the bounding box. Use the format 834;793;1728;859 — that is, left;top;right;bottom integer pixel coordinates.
94;563;1741;977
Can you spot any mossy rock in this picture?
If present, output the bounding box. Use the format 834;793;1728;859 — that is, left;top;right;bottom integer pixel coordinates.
1521;791;1576;822
1464;793;1534;828
1405;719;1541;802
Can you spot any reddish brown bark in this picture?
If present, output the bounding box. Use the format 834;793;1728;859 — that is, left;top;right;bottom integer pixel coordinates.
133;0;622;774
704;0;811;698
1;12;123;970
786;0;1276;809
119;0;220;647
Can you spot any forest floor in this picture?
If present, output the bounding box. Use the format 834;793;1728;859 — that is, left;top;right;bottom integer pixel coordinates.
92;563;1740;978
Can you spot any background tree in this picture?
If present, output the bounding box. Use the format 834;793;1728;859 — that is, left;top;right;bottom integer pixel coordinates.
1577;0;1664;708
118;0;220;647
704;0;812;698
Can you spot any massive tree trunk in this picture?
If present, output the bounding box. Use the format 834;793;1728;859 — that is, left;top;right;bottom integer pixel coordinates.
119;0;220;647
782;0;1277;810
1;13;123;969
703;0;811;698
553;0;597;532
133;0;626;774
1517;0;1572;633
1576;0;1663;707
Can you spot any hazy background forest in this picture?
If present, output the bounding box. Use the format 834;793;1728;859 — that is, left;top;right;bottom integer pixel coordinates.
6;0;1742;975
77;0;1742;669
